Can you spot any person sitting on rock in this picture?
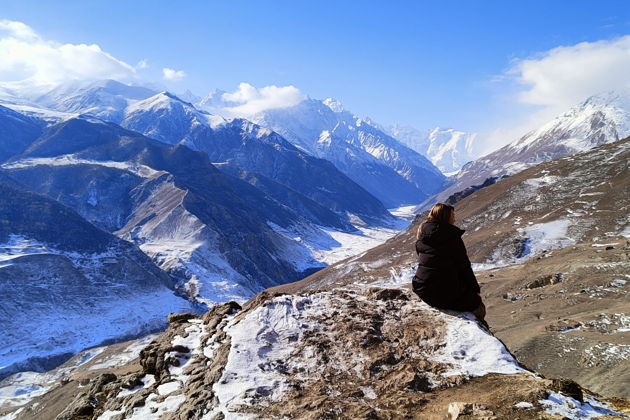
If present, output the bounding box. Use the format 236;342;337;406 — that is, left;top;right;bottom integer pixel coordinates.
412;202;487;325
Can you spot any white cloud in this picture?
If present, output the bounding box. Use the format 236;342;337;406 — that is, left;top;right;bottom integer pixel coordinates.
478;35;630;155
218;82;306;117
0;19;136;90
162;67;186;81
510;35;630;110
137;59;149;69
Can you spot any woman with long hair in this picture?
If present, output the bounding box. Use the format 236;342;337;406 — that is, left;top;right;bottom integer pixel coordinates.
412;203;486;324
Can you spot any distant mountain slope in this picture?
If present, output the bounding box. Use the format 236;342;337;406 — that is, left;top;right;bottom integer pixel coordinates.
0;105;44;162
0;180;194;380
282;136;630;289
241;98;445;207
388;125;478;173
121;92;393;227
432;90;630;204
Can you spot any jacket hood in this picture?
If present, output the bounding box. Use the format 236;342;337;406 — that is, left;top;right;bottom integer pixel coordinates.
418;220;464;245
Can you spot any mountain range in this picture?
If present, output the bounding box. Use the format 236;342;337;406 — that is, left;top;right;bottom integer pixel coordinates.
203;95;446;207
0;81;420;378
427;89;630;206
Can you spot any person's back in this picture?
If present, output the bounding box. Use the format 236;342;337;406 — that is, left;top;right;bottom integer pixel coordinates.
411;203;485;322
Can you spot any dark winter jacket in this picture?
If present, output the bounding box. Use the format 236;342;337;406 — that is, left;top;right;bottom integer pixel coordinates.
412;220;481;312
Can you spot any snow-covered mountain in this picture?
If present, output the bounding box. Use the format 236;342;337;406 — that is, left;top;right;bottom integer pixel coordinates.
4;82;397;227
0;111;402;380
431;90;630;204
120;92;393;227
0;179;195;380
4;116;337;302
3;81;446;208
388;124;478;174
33;79;157;123
213;97;446;207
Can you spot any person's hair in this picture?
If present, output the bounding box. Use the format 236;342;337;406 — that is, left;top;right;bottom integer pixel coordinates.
416;203;455;239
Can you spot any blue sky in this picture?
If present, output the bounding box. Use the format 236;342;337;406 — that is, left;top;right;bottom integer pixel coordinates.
1;1;630;152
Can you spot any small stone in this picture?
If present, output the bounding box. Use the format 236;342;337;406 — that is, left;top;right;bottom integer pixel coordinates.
551;378;583;402
167;313;198;323
447;402;472;419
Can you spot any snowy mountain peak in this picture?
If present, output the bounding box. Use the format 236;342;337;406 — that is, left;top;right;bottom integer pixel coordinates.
508;89;630;156
431;89;630;205
322;97;345;113
199;89;229;109
581;88;630;108
122;91;227;140
388;124;479;173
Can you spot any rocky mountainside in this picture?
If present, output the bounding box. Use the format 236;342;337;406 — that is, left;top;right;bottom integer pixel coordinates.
1;82;396;226
275;137;630;400
120;92;393;227
2;287;627;419
388;125;478;174
431;90;630;205
2;116;341;304
243;98;445;207
0;179;195;381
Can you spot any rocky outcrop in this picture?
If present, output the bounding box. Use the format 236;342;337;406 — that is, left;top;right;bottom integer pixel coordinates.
8;287;625;419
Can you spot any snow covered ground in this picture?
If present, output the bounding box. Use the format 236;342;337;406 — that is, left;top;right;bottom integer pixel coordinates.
0;335;157;411
0;235;195;381
269;212;408;273
2;155;163;179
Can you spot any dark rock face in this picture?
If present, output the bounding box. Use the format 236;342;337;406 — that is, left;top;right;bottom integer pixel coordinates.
0;182;113;253
444;176;508;206
551;378;584;403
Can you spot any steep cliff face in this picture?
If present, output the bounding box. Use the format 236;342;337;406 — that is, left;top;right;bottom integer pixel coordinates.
1;288;625;419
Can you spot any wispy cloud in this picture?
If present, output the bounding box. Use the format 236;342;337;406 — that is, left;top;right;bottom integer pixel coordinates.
162;67;186;81
510;35;630;110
